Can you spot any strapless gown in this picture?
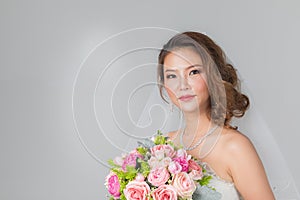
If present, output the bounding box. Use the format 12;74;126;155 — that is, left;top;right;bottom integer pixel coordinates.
193;162;243;200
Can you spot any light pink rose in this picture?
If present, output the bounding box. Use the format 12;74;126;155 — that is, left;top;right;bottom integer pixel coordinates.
148;156;172;169
161;157;172;167
152;185;178;200
168;161;182;174
151;145;176;158
147;167;170;187
176;149;188;159
172;172;196;199
173;157;189;172
122;151;143;171
113;156;124;166
189;170;203;180
124;180;150;200
148;156;160;168
105;172;121;198
135;173;145;182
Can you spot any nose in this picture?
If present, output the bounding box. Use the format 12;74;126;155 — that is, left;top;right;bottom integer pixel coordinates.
179;76;190;91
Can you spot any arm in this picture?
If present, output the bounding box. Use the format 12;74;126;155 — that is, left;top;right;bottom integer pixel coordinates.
226;133;275;200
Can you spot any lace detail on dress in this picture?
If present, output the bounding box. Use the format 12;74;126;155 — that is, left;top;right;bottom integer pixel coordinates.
192;185;222;200
201;162;234;185
200;162;243;200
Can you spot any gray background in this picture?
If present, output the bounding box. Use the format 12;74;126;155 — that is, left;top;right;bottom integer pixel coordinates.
1;0;300;199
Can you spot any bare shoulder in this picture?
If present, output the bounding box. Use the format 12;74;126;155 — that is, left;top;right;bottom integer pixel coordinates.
216;128;260;170
219;129;275;199
200;127;275;198
220;128;256;155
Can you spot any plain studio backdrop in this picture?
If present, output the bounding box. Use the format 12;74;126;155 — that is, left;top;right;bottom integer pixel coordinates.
1;0;300;199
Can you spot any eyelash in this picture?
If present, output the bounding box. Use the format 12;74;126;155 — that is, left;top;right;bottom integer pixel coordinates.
166;74;176;79
166;69;201;79
190;69;201;75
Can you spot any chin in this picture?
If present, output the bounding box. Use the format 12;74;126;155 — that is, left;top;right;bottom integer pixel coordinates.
178;105;200;114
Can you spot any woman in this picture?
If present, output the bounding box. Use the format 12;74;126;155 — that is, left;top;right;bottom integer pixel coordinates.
157;32;275;199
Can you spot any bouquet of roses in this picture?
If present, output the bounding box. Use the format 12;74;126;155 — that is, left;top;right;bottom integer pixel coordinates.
105;131;221;200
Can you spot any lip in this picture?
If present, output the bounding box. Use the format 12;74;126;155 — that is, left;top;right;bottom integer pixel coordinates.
178;95;196;101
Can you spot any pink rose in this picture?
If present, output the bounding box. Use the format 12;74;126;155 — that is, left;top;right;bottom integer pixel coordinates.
173;157;189;172
188;159;202;172
151;145;176;158
105;172;121;198
124;180;150;200
122;151;143;171
168;161;182;174
172;172;196;198
188;160;203;180
147;167;170;187
152;185;178;200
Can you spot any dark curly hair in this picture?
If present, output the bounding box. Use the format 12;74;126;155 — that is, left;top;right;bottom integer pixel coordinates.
157;31;249;129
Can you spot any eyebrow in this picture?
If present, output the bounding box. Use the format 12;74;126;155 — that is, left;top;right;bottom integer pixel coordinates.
164;64;203;72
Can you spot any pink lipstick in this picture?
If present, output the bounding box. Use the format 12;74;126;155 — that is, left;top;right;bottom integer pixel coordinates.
178;95;195;102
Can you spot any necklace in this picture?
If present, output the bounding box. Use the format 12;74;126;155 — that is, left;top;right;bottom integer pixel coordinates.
180;125;218;151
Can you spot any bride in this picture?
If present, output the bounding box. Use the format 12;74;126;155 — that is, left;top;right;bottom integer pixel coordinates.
156;31;275;199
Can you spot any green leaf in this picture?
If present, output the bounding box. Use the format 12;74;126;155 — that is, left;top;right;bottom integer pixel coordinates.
124;166;137;180
136;146;148;156
153;131;167;145
120;194;126;200
197;175;212;186
138;159;150;177
107;159;121;168
157;130;163;135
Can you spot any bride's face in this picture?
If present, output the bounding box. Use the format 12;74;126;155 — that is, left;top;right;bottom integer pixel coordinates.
163;47;210;113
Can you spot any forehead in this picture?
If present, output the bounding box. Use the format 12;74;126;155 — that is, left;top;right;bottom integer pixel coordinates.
163;47;203;70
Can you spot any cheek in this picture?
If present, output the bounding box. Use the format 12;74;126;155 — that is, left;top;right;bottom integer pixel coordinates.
164;80;177;95
191;78;208;93
164;79;176;89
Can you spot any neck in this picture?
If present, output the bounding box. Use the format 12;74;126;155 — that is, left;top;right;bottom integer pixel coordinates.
183;110;212;137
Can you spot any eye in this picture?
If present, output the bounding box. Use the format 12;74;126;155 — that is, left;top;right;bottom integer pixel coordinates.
189;69;201;75
166;74;176;79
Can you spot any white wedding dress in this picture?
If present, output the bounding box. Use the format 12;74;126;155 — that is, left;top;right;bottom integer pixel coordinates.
202;162;242;200
168;129;242;200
